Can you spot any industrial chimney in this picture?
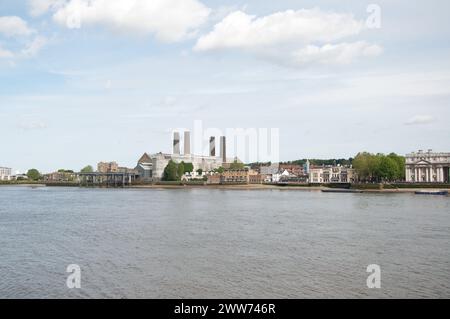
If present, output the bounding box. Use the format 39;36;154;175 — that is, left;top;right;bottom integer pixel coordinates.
209;136;216;157
184;131;191;155
220;136;226;163
173;132;180;155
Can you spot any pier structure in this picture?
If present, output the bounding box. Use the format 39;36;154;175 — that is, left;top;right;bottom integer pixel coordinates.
78;172;139;187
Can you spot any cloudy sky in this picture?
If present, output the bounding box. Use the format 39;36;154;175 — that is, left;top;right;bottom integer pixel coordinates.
1;0;449;173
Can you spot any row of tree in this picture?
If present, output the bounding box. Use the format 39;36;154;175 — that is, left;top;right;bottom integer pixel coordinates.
22;165;94;181
284;158;353;166
352;152;405;182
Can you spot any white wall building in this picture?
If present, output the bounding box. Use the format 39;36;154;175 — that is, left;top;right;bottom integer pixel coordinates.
309;166;355;184
0;167;12;181
405;150;450;183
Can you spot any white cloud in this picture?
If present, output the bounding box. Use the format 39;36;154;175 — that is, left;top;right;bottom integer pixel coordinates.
28;0;65;17
292;42;382;65
0;16;35;37
195;9;363;51
194;9;381;66
0;16;45;60
50;0;211;42
405;115;435;126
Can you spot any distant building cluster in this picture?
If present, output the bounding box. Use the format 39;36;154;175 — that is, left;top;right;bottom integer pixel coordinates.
205;161;355;185
0;167;29;181
134;131;233;182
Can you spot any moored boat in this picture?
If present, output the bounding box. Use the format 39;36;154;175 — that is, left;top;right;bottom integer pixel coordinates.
415;190;449;196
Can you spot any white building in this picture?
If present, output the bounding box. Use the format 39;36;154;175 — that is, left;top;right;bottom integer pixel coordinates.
0;167;12;181
271;169;291;183
309;166;355;184
405;150;450;183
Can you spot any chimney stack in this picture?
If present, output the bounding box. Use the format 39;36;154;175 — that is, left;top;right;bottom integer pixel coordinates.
184;131;191;155
173;132;180;155
210;136;216;157
220;136;226;163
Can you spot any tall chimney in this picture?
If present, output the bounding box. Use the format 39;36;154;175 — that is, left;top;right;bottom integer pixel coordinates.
173;132;180;155
209;136;216;157
184;131;191;155
220;136;226;163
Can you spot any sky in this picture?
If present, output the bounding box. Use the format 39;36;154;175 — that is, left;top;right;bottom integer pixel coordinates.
0;0;449;173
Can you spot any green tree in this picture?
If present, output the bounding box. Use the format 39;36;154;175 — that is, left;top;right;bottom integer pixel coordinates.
216;166;224;174
27;169;41;181
163;160;179;181
177;162;185;179
183;162;194;174
196;168;203;175
377;155;397;181
388;153;405;180
80;165;94;173
353;152;373;181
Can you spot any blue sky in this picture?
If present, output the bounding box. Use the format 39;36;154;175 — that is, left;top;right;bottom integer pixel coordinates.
1;0;450;173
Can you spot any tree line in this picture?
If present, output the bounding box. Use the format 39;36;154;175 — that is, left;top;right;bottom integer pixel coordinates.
162;160;245;181
352;152;405;182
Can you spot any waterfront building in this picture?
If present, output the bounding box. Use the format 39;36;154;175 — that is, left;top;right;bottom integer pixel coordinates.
0;167;12;181
206;173;221;185
279;164;304;176
405;150;450;183
97;161;119;173
309;165;355;184
271;169;290;183
135;153;153;182
206;169;262;185
249;170;264;184
221;169;249;184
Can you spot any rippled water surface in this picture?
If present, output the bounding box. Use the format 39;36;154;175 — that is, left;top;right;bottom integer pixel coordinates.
1;186;449;298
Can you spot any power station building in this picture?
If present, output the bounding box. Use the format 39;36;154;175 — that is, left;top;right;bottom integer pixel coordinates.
136;131;233;181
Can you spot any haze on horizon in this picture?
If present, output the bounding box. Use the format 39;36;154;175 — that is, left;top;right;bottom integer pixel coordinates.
1;0;449;173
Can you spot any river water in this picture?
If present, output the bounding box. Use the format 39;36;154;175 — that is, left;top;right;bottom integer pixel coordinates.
0;186;449;298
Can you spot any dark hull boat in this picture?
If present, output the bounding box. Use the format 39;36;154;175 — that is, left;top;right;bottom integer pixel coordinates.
415;190;449;196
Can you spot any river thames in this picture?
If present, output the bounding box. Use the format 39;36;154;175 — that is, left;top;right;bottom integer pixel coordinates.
0;186;449;298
